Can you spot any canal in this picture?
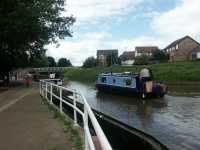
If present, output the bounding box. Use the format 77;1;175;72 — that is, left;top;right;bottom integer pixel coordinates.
66;81;200;150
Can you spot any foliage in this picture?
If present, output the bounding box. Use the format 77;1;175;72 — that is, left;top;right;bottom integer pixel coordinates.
134;55;151;65
31;53;49;68
0;0;75;81
82;57;97;68
64;61;200;82
47;56;57;67
106;54;120;66
152;50;168;62
58;58;72;67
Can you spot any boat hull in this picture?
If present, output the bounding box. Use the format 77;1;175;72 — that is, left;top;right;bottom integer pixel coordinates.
96;83;167;98
96;83;140;95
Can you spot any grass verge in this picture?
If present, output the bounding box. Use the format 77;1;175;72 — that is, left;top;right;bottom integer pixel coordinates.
42;98;83;150
64;61;200;83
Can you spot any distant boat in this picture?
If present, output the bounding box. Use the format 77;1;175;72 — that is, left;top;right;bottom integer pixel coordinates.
95;72;167;99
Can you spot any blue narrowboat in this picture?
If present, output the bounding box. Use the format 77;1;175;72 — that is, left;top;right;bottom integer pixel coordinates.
96;72;167;99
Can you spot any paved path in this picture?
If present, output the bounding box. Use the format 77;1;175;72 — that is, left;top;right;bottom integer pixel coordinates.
0;85;73;150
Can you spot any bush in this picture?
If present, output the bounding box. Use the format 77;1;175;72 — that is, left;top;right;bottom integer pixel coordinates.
82;57;97;68
134;55;151;65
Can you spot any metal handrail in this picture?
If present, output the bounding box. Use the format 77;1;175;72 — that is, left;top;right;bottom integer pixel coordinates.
39;79;112;150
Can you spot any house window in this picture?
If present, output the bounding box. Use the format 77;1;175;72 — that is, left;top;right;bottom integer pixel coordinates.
191;52;196;60
124;79;132;86
197;52;200;59
176;44;179;50
101;77;106;83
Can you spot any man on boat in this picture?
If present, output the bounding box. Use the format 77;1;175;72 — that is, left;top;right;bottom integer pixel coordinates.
139;68;153;98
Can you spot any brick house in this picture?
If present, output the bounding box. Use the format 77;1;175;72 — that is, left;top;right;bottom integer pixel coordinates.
97;49;118;66
164;36;200;61
119;51;135;66
135;46;159;57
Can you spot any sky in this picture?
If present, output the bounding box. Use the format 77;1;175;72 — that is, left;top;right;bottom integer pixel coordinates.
46;0;200;66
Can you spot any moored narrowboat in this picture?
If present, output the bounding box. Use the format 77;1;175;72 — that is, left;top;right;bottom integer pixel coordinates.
96;71;167;99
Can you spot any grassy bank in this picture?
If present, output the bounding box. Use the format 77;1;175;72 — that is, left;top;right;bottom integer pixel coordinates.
64;61;200;83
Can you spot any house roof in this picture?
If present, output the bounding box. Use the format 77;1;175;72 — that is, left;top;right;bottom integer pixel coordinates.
97;49;118;56
120;51;135;60
164;35;200;50
135;46;158;53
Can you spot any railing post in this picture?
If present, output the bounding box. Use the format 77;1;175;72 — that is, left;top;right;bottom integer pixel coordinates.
59;88;63;113
39;81;41;95
45;82;48;99
84;104;89;150
73;92;78;126
50;84;53;104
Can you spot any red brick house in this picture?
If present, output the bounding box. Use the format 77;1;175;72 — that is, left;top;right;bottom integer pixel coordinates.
164;36;200;61
135;46;159;57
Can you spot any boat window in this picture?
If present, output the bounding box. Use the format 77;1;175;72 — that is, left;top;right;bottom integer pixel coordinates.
101;77;106;83
113;79;116;84
124;79;132;86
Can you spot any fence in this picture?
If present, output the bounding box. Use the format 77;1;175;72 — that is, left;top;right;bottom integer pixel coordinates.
39;79;112;150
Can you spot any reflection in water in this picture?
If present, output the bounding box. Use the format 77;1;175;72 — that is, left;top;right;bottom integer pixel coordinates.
66;81;200;150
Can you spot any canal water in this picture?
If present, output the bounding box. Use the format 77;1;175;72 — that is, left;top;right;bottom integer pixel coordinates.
66;81;200;150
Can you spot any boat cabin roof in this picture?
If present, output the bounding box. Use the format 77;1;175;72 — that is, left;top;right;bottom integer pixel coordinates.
98;72;139;78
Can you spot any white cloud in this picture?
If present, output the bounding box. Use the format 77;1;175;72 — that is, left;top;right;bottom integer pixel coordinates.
47;33;165;66
152;0;200;39
47;0;200;66
65;0;144;24
46;32;112;66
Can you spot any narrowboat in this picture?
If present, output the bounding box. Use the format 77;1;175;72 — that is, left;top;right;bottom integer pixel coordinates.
96;72;167;99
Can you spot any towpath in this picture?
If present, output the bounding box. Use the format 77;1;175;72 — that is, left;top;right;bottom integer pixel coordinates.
0;83;73;150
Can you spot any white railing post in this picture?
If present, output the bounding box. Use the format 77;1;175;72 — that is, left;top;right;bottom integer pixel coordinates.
84;105;89;150
73;92;78;126
45;82;48;99
39;79;112;150
50;84;53;104
43;83;45;97
59;88;63;113
39;82;41;95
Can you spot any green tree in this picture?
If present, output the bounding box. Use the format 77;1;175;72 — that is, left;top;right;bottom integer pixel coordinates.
57;58;72;67
83;57;97;68
106;54;119;66
31;54;49;68
153;50;168;62
0;0;75;83
134;55;151;65
47;56;56;67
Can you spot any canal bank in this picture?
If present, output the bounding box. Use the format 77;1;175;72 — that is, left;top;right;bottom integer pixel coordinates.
64;61;200;83
66;81;200;150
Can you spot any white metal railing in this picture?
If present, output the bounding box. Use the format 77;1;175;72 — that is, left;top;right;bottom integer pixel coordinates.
39;79;112;150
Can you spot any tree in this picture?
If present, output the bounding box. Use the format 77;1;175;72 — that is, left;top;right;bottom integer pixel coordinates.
153;50;168;62
47;56;56;67
0;0;75;83
134;55;151;65
31;54;49;68
106;54;119;66
57;58;72;67
83;57;97;68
